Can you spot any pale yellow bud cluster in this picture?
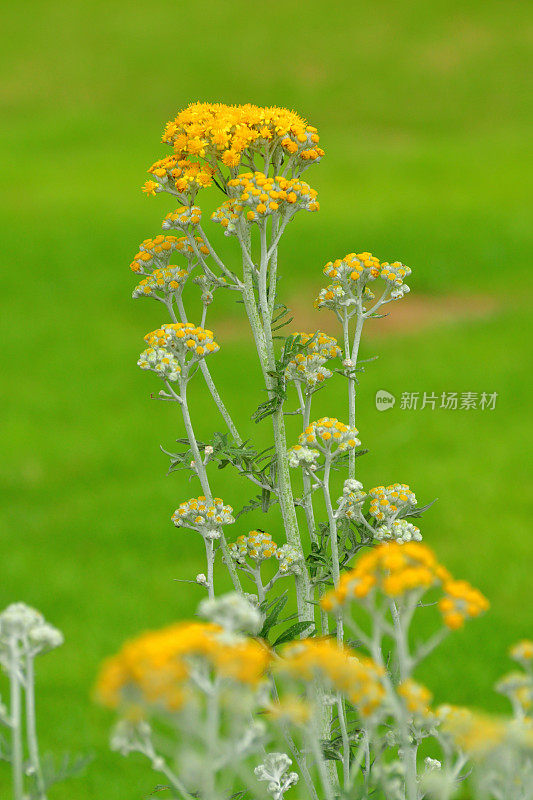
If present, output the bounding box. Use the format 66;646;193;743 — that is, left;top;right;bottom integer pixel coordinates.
285;332;341;388
132;266;191;299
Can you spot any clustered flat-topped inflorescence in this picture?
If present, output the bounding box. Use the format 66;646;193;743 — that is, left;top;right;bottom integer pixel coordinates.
86;100;531;800
162;102;324;167
95;619;272;713
321;541;489;630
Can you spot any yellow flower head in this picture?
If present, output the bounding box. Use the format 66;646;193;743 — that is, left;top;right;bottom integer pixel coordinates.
95;621;271;713
322;542;489;633
437;705;508;758
143;322;220;362
161;103;324;171
276;638;386;718
292;417;360;456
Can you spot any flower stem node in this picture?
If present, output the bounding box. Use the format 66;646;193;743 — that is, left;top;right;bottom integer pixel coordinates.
254;752;299;800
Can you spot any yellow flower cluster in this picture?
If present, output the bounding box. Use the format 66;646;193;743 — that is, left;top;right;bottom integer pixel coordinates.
162;205;202;230
145;155;214;198
212;173;319;234
315;252;411;310
230;531;278;564
144;322;219;361
380;261;412;299
322;542;489;630
172;496;234;537
438;580;490;630
130;234;210;274
161;102;324;171
292;418;360;455
268;695;312;726
369;484;417;523
398;679;433;719
130;235;182;274
132;266;190;299
95;621;271;713
437;705;509;758
285;332;341;388
277;639;385;717
324;253;382;284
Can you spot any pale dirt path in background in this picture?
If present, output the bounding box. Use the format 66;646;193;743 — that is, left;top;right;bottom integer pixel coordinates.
214;294;500;341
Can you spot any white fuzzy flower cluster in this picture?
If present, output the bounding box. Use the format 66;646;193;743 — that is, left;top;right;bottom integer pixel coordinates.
337;479;367;519
374;519;422;544
275;544;304;575
171;496;234;539
132;265;191;299
141;323;219;374
137;346;182;382
510;641;533;669
162;205;202;230
230;531;278;565
380;261;412;299
110;719;152;758
495;671;533;715
285;332;341;388
369;484;417;523
255;752;299;800
289;418;361;465
199;593;264;636
0;603;63;659
287;445;320;468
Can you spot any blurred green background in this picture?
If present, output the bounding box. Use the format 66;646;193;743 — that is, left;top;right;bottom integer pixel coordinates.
1;0;532;796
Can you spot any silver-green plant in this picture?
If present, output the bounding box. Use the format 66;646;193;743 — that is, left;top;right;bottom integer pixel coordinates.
95;101;533;800
0;603;62;799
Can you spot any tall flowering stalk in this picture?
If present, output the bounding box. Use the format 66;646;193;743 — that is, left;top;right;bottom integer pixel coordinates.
96;103;531;800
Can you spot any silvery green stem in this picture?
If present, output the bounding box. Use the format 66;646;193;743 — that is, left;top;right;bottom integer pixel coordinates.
205;538;215;601
140;735;195;800
295;385;317;545
25;653;47;799
336;695;350;787
322;457;343;643
269;677;320;800
343;302;364;481
239;229;310;622
390;601;419;800
307;718;336;800
178;376;242;594
252;566;265;604
170;294;243;445
205;678;220;799
9;639;24;800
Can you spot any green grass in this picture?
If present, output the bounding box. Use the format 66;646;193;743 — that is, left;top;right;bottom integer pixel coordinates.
1;0;532;796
